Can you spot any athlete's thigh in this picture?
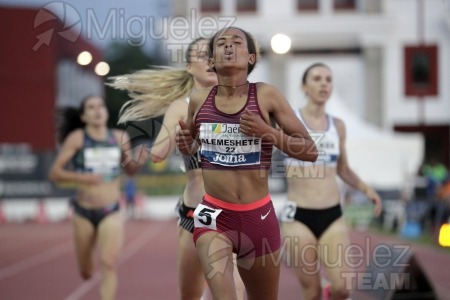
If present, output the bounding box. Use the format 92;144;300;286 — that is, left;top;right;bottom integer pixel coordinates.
318;217;351;288
232;253;246;300
281;221;321;287
177;227;204;294
97;212;124;263
196;231;235;275
73;213;96;268
196;231;237;298
237;250;280;300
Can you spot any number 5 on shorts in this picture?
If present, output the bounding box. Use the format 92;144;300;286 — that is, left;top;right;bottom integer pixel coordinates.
194;204;222;230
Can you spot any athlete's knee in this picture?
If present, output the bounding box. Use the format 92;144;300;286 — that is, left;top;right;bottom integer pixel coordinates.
303;285;321;300
99;256;118;272
329;284;350;300
80;268;93;280
179;289;203;300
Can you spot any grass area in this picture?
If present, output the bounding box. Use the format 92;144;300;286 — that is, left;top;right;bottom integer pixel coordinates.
368;224;450;254
344;203;450;254
343;203;375;229
136;174;186;195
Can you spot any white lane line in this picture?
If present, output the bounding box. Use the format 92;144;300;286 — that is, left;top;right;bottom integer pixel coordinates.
64;223;164;300
0;241;73;281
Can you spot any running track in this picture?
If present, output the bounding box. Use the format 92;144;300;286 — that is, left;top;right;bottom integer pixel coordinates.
1;219;449;299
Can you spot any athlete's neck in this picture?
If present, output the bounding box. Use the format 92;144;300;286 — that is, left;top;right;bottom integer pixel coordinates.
217;80;249;98
303;102;326;118
217;81;249;89
85;125;108;140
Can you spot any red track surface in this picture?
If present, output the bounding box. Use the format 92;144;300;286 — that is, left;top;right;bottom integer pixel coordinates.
0;219;449;300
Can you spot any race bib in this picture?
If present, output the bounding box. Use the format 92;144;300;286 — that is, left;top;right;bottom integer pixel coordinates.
281;201;297;222
193;203;223;230
84;147;121;174
199;123;261;167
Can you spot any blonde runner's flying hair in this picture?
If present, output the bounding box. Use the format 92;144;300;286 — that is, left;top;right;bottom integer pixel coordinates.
108;66;194;123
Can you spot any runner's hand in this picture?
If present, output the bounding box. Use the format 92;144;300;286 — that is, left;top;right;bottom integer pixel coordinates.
176;120;194;155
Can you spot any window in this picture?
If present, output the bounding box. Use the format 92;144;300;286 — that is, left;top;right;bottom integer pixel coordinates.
297;0;318;11
201;0;221;13
237;0;257;12
404;45;438;96
334;0;356;10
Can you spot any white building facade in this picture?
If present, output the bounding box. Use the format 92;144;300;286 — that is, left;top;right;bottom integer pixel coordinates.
168;0;450;167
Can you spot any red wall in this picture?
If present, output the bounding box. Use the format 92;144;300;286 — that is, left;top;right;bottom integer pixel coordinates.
0;7;102;151
0;8;57;151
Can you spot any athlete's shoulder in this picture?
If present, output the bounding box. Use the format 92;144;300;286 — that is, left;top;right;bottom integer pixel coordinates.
65;128;84;142
171;97;189;106
331;116;344;127
191;86;215;102
166;98;189;116
63;129;84;149
190;86;216;112
255;82;283;98
331;116;346;136
111;129;127;144
255;82;276;91
112;128;124;136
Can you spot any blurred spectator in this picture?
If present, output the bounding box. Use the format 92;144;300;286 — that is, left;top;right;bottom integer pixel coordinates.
124;176;137;219
437;178;450;201
421;158;448;198
433;178;450;234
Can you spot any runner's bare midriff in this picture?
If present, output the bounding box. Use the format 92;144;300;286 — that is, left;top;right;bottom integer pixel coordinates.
203;169;270;204
76;178;121;208
286;166;340;208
